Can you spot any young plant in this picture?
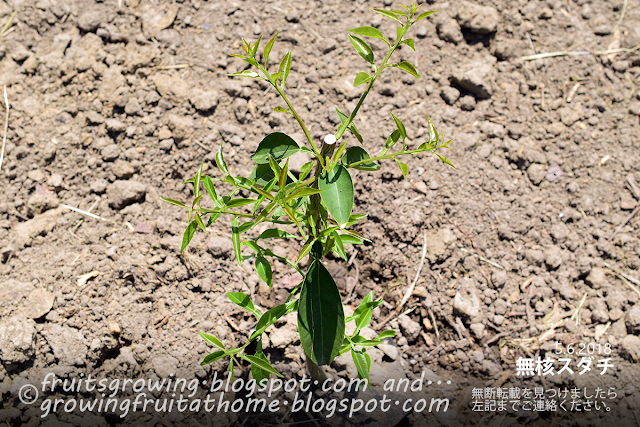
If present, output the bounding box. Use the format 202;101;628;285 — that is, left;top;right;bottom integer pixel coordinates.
162;2;454;383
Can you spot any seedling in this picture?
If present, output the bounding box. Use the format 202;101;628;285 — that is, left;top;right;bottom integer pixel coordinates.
162;2;454;384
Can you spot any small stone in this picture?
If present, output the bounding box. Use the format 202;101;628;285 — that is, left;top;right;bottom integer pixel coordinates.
77;10;103;32
456;1;499;34
629;101;640;116
25;194;60;217
111;160;134;180
0;315;36;364
11;208;63;248
451;61;496;99
459;95;476;111
440;86;460;105
545;246;563;270
625;304;640;334
470;323;485;338
159;139;174;151
21;288;55;319
621;335;640;362
377;344;398;360
141;4;178;39
107;180;147;210
559;106;582;126
612;60;629;73
207;236;234;259
481;360;500;376
397;314;421;341
156;29;181;47
527;163;546;185
153;355;179;378
546;122;566;136
479;121;505;138
167;114;193;142
453;278;481;319
269;313;299;347
189;90;219;112
585;267;607;289
101;144;120;162
105;119;126;133
436;18;463;44
539;8;553;19
124;98;143;116
90;179;109;194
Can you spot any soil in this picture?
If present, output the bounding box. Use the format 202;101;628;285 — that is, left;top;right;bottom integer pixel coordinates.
1;0;640;426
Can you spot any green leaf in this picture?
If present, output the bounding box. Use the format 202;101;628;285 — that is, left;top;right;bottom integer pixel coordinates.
401;38;415;50
355;308;373;333
242;354;283;377
318;164;354;227
257;229;297;240
335;107;363;144
201;350;227;365
385;129;401;149
415;10;437;22
228;70;261;79
347;26;389;45
354;72;372;87
194;213;207;232
298;259;345;365
351;349;370;382
251;341;270;383
227;292;260;317
225;198;256;208
238;221;254;234
203;176;218;202
251;34;263;57
396;61;420;78
287;187;323;200
348;35;374;64
371;8;403;25
390;113;406;142
378;329;396;339
330;231;347;261
232;217;241;265
251;301;296;340
241;38;251;54
343;147;380;171
263;30;280;67
278;51;292;87
339;234;364;245
198;332;225;349
299;161;314;180
216;143;229;175
181;220;198;253
160;197;187;209
255;256;273;288
274;106;292;114
395;159;408;178
435;152;457;169
296;239;316;264
251;132;300;164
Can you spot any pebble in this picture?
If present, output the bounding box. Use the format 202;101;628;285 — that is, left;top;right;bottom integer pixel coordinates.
456;1;499;34
585;267;607;289
625;304;640;334
0;315;36;364
397;314;421;341
90;179;109;194
436;18;463;44
527;163;546;185
106;180;147;209
124;98;143;116
621;335;640;362
101;144;120;162
111;160;134;180
105;119;126;133
451;61;496;99
459;95;476;111
207;236;234;259
440;86;460;105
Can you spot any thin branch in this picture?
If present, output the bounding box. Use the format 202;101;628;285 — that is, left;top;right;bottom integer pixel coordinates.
521;45;640;61
0;86;8;174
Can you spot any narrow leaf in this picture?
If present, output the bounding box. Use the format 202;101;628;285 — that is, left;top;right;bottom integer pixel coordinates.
331;231;347;261
298;259;345;365
396;61;420;78
351;349;370;382
201;350;226;365
216;143;229;174
160;197;187;209
257;229;297;240
279;51;292;87
251;34;263;57
198;332;225;349
390;112;406;142
343;147;380;171
227;292;260;317
378;330;396;339
371;8;403;25
181;220;198;253
203;176;218;202
435;153;457;169
348;34;374;64
232;217;241;265
255;256;273;288
263;30;280;67
354;72;372;87
318;164;354;227
251;341;270;383
194;213;207;232
415;10;437;22
242;354;283;377
395;159;408;178
226;198;256;208
228;70;261;79
347;26;389;45
296;239;316;264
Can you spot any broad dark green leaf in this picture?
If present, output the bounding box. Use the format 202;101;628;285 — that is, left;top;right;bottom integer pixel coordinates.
348;35;374;64
263;30;280;67
160;197;187;209
242;354;283;377
227;292;260;317
378;329;396;339
198;332;225;349
181;220;198;253
255;256;273;287
415;10;437;22
347;26;389;45
318;164;354;227
343;147;380;171
351;349;370;382
232;217;241;265
401;38;415;50
390;113;406;142
216;143;229;174
354;72;372;87
251;132;300;164
371;8;403;25
396;61;420;78
395;159;408;178
298;259;345;365
201;350;226;365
